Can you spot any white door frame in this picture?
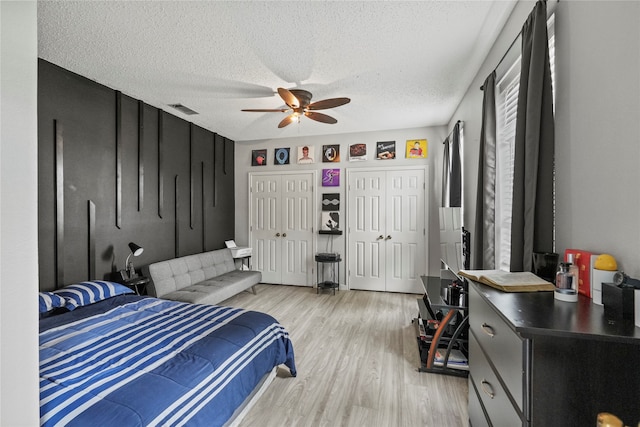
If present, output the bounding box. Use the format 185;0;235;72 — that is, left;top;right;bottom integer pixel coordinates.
248;170;317;286
345;165;429;291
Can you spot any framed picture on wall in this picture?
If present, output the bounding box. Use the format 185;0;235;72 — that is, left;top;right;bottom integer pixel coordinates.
406;139;427;158
297;145;315;164
322;193;340;211
376;141;396;159
322;168;340;186
274;147;290;165
252;149;267;166
349;143;367;161
322;144;340;162
321;211;340;231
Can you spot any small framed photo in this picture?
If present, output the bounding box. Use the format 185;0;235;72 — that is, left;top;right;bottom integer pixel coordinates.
406;139;427;158
297;145;315;164
349;143;367;161
322;168;340;186
252;149;267;166
274;147;290;165
322;193;340;211
321;211;340;231
322;144;340;163
376;141;396;160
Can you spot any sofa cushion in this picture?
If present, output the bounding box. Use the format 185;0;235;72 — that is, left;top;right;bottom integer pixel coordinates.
160;270;261;306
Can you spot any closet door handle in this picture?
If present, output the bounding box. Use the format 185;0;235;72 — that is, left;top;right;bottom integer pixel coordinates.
275;233;281;237
377;235;384;240
282;233;287;238
481;379;495;399
481;323;495;337
385;235;392;240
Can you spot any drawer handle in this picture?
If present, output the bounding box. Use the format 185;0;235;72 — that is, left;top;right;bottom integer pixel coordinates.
481;379;495;399
481;323;495;337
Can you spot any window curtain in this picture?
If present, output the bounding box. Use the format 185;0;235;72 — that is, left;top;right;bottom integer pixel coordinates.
473;71;497;269
442;121;462;207
510;0;555;272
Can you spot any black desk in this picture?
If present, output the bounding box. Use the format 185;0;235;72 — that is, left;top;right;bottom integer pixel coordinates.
471;281;640;426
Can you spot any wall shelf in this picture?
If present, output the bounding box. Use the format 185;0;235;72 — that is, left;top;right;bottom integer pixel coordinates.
319;229;342;235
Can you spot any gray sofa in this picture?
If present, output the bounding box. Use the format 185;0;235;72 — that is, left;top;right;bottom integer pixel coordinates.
143;248;260;305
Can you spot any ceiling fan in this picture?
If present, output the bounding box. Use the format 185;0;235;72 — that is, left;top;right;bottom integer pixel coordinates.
242;88;351;128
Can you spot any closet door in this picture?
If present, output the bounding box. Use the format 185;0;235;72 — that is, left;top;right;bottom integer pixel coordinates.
348;171;386;291
384;169;426;294
347;167;427;293
250;172;314;286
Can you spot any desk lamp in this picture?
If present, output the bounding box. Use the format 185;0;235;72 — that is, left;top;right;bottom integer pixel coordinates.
125;242;144;279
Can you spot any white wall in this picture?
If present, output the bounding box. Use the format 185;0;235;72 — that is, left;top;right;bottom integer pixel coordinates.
449;1;640;277
0;1;40;424
234;126;449;280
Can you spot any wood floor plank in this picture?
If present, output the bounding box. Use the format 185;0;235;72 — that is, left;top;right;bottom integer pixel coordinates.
221;284;469;427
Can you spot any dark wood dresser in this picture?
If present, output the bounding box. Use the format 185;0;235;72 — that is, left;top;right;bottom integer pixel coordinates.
468;280;640;426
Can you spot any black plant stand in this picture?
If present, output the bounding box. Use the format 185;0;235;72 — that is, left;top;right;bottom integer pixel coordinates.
315;254;341;295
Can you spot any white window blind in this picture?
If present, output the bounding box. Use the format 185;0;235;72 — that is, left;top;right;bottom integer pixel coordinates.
493;14;556;271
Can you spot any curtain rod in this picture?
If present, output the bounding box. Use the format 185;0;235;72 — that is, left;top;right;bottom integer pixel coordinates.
480;0;556;90
443;120;462;144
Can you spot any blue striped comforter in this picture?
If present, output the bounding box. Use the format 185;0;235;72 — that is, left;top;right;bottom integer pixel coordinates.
39;295;296;426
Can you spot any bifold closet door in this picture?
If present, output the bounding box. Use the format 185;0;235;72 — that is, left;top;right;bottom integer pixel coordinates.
347;167;426;293
250;172;314;286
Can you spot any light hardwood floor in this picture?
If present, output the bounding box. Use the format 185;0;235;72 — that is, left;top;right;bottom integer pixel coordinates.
222;284;469;427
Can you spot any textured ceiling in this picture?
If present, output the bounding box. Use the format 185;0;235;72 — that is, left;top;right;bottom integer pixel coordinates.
38;1;516;142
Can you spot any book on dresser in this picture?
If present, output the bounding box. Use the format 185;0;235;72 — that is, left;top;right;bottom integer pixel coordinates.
458;269;555;292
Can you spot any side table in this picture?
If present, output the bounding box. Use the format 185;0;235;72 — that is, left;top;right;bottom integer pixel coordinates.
315;253;341;295
233;255;252;270
110;272;150;296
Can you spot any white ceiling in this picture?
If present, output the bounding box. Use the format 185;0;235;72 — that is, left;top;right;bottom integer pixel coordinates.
37;1;516;142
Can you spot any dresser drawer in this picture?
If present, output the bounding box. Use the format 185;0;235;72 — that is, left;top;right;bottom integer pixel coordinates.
469;332;523;426
469;284;524;411
468;376;490;427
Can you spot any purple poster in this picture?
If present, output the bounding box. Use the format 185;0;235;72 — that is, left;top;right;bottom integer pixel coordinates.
322;168;340;187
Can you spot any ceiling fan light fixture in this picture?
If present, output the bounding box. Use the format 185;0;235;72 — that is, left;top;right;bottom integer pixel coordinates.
244;87;350;128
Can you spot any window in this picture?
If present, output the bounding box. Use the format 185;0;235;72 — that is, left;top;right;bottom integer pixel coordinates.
493;14;556;270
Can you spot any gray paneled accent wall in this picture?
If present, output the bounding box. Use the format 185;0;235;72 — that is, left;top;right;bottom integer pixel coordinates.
38;59;235;291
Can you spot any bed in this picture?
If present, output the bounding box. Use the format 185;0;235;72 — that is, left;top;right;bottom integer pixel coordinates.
39;281;297;427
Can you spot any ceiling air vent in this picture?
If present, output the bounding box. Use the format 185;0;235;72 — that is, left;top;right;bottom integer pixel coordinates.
168;103;199;115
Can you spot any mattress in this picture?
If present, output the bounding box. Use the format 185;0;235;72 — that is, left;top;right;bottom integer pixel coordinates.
39;294;296;426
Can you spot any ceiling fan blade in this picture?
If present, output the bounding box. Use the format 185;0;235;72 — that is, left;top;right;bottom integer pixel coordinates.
278;87;299;109
278;114;297;128
241;108;289;112
304;111;338;124
307;97;351;110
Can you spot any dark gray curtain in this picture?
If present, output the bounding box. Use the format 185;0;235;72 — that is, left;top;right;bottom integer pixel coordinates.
510;0;555;271
442;122;462;207
473;71;497;270
442;137;450;206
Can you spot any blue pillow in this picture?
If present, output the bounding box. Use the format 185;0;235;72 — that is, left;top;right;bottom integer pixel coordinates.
38;292;67;314
54;281;134;310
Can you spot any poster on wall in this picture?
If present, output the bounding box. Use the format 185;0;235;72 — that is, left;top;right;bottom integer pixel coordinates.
297;145;315;164
274;147;290;165
406;139;428;158
349;143;367;161
321;211;340;231
322;168;340;186
376;141;396;159
322;144;340;163
252;149;267;166
322;193;340;211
